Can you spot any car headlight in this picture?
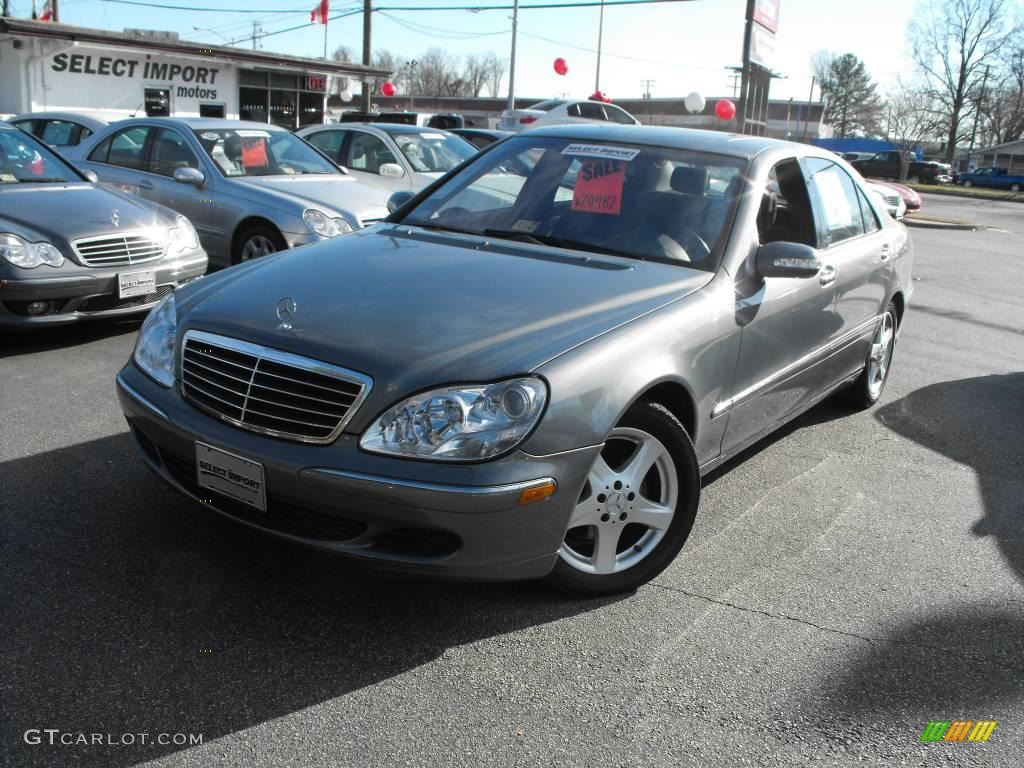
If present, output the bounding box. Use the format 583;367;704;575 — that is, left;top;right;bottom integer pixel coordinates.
167;216;200;255
133;292;177;387
360;378;547;461
0;233;64;268
303;208;353;237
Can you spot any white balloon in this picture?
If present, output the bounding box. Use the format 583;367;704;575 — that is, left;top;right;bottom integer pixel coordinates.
684;91;705;114
339;89;353;102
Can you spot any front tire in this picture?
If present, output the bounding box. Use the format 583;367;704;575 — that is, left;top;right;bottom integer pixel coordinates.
547;401;700;595
233;222;286;265
839;302;898;409
963;180;973;188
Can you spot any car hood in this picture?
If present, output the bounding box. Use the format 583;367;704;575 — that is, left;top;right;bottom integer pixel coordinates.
233;175;390;220
180;226;712;427
0;183;174;250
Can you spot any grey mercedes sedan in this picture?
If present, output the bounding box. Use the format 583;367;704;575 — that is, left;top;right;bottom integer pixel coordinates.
117;125;912;594
68;118;390;267
0;122;206;328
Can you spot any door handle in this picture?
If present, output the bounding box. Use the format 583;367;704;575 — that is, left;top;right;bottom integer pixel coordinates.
138;179;154;190
819;263;837;287
880;243;891;262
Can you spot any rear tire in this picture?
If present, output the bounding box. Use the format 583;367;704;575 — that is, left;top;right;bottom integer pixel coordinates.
546;401;700;596
839;302;898;410
233;222;286;265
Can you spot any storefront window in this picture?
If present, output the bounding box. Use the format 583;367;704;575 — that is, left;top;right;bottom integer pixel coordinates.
239;88;268;123
238;69;326;130
144;88;170;117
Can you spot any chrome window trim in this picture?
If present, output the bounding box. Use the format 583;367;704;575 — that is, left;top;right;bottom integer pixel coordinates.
179;329;373;445
712;313;882;418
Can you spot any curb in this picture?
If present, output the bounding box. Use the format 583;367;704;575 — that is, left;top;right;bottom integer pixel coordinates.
903;217;978;231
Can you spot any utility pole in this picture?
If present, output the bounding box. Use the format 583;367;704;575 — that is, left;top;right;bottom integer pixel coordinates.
594;0;605;92
800;76;815;143
726;66;742;99
52;0;59;21
506;0;519;114
1;0;9;17
361;0;372;113
250;21;263;50
967;64;991;169
640;79;655;100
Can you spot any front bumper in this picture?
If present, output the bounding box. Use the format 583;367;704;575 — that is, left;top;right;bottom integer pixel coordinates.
116;364;598;581
0;251;207;328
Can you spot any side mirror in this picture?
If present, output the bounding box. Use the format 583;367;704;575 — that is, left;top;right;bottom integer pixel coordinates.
386;190;416;214
173;167;205;187
379;162;406;179
756;241;821;279
81;169;99;183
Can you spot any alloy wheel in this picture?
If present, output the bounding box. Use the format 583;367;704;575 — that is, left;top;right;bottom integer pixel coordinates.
241;235;277;261
559;427;678;575
867;311;896;399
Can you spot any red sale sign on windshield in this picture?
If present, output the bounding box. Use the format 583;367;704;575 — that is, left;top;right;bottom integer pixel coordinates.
572;159;625;215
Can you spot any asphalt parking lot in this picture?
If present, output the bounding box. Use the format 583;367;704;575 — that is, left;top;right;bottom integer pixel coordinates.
2;195;1022;767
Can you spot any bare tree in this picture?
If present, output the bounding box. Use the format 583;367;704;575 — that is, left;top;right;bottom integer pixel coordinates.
979;25;1024;145
809;49;835;84
462;53;489;97
483;51;508;98
887;81;945;150
817;53;885;137
373;49;404;91
909;0;1013;162
329;45;355;98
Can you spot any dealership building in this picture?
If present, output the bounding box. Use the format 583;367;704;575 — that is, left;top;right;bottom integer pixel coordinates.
0;18;388;129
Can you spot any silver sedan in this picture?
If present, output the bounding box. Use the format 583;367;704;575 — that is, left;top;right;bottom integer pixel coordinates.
117;125;912;594
296;122;477;195
68;118;390;267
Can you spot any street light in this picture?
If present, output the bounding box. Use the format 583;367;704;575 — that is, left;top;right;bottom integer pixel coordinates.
192;26;231;43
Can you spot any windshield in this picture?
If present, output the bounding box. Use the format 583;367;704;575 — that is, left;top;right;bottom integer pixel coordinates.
386;130;476;174
397;136;747;271
0;130;80;184
193;128;340;177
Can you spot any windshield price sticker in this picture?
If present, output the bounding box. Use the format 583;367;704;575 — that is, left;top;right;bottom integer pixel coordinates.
511;219;540;233
421;133;447;140
236;130;271;138
0;173;17;183
200;132;219;141
241;138;268;168
572;159;625;215
562;144;640;162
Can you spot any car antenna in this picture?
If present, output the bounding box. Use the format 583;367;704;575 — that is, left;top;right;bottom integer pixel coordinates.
128;102;144;118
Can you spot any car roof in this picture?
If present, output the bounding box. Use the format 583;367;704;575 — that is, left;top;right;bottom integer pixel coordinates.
104;117;289;132
8;111;111;127
523;124;820;160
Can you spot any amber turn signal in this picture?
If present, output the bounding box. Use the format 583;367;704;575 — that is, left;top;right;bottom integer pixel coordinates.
518;480;557;506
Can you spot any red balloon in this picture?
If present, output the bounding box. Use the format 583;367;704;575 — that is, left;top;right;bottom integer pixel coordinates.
715;98;736;121
553;57;568;76
380;81;396;97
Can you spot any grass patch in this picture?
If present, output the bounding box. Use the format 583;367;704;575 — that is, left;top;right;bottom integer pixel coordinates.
905;183;1024;203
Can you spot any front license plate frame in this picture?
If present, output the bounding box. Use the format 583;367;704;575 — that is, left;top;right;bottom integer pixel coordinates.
195;441;267;512
118;270;156;299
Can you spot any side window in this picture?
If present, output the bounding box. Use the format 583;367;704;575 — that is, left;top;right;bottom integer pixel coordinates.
345;132;396;174
804;157;867;246
93;127;151;170
758;159;818;247
12;120;38;138
149;129;200;177
857;186;881;233
605;105;635;125
40;120;85;147
566;103;582;117
305;130;345;162
578;102;606;120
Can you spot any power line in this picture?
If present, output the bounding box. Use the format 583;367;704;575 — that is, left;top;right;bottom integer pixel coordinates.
99;0;697;13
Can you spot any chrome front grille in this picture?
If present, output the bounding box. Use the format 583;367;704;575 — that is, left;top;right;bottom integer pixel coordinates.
180;331;372;444
74;232;165;267
883;193;900;207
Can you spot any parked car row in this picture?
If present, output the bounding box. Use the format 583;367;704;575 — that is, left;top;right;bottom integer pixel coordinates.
953;165;1024;191
0;112;498;328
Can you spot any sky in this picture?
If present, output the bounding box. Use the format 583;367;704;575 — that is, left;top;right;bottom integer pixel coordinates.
13;0;923;102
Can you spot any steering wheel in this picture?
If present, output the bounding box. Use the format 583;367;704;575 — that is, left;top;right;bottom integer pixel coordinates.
605;225;712;263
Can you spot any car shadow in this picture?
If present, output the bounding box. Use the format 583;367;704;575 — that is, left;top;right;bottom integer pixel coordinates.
0;318;141;358
875;372;1024;585
1;433;619;767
